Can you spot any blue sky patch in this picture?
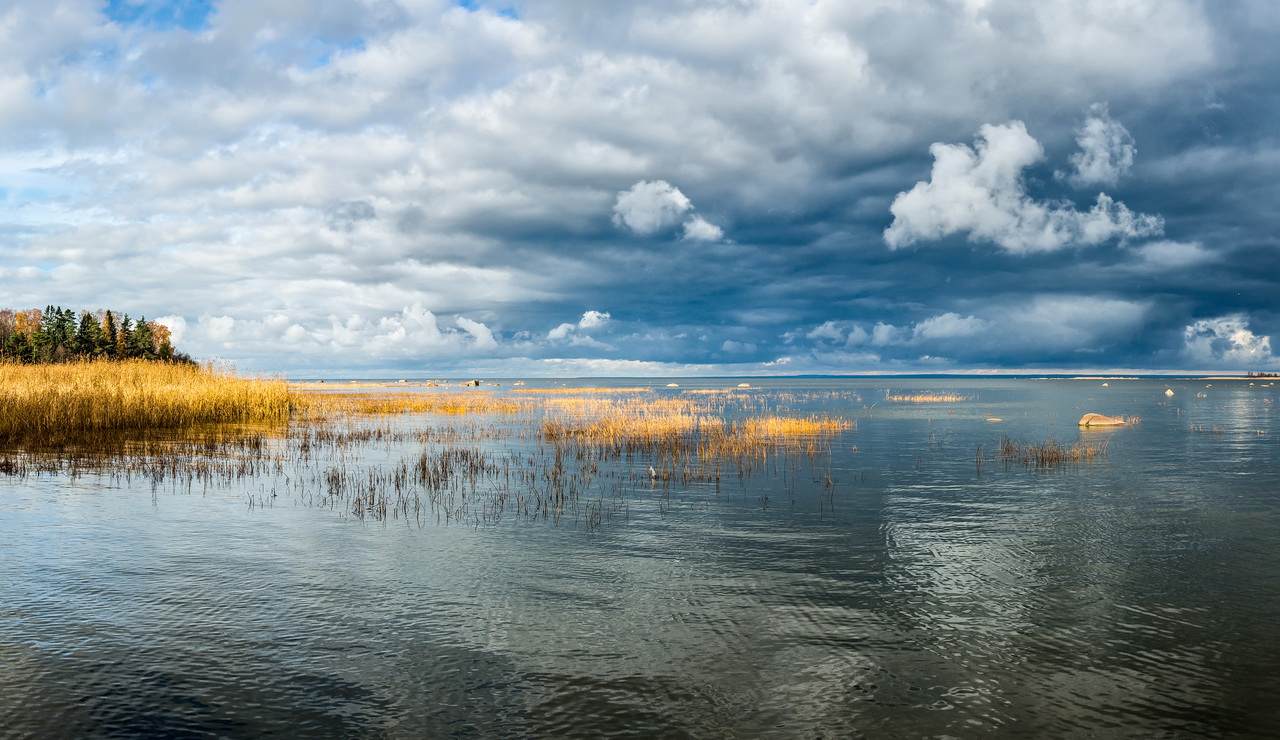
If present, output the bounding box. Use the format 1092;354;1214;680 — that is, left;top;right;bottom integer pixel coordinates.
103;0;215;32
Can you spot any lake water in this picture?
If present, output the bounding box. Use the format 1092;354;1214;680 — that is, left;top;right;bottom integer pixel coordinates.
2;377;1278;737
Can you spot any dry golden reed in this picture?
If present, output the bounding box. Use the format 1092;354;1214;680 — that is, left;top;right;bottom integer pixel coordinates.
0;360;292;447
299;391;527;417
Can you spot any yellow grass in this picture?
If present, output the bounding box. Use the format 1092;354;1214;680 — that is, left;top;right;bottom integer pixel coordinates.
740;417;853;437
299;391;527;417
540;402;852;459
0;360;292;447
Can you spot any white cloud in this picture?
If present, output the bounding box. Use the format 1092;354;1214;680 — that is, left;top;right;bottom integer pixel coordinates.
1133;240;1214;269
1065;104;1136;187
912;312;987;341
1184;315;1274;365
548;310;611;342
884;121;1163;252
455;316;498;349
547;322;576;340
721;340;757;353
152;314;187;344
0;0;1243;375
806;320;848;342
612;180;692;235
681;215;723;242
611;180;724;241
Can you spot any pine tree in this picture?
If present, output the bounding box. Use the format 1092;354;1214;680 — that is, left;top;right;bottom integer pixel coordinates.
102;311;119;358
73;311;106;357
127;316;156;359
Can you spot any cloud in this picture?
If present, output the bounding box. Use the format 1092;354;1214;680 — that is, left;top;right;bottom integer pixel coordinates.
912;312;987;341
0;0;1263;375
152;314;187;344
547;310;611;342
1184;314;1275;365
793;298;1149;367
547;322;575;340
1132;240;1214;269
325;200;377;232
612;180;692;235
884;121;1163;252
613;180;722;241
455;315;498;349
682;215;723;241
1065;104;1136;187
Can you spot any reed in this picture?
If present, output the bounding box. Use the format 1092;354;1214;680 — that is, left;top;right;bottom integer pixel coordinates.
299;391;527;417
0;360;292;448
2;379;858;530
997;435;1108;469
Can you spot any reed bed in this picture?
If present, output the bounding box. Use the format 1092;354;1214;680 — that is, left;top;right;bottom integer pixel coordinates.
5;375;1116;531
998;435;1109;469
0;360;292;448
298;391;528;417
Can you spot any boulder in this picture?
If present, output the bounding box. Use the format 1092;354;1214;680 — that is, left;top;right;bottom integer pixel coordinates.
1078;413;1126;427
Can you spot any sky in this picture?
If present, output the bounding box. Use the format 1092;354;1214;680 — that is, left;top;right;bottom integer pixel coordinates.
2;0;1279;377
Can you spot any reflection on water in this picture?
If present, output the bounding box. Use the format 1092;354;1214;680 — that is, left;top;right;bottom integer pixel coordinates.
2;378;1279;737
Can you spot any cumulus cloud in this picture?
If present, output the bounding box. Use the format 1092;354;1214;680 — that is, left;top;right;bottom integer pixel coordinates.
613;180;722;241
884;121;1163;252
1065;104;1136;187
912;312;987;341
1184;315;1274;365
794;299;1147;366
0;0;1257;374
547;310;611;341
176;304;502;364
547;322;576;340
613;180;692;235
455;316;498;349
682;215;724;242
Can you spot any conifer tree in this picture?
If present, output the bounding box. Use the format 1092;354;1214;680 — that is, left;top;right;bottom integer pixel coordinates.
102;311;119;358
73;311;106;357
116;315;132;359
127;316;156;359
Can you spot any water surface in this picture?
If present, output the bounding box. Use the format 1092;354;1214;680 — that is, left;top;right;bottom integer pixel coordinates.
2;378;1278;737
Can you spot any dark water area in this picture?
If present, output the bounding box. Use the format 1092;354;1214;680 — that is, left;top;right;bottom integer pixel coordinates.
2;378;1279;737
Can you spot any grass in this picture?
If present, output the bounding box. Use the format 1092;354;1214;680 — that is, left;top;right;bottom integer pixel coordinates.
0;360;292;448
998;435;1108;469
300;391;527;417
1;370;1125;530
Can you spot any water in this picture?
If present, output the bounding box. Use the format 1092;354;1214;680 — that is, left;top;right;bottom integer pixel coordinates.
2;378;1278;737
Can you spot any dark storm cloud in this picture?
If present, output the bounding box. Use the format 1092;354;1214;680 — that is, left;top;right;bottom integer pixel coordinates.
1;0;1277;374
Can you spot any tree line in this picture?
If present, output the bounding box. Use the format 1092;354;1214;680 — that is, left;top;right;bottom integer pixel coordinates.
0;306;192;364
